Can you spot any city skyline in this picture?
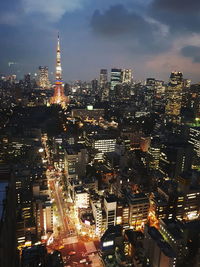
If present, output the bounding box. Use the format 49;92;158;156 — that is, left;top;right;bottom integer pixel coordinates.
1;1;200;267
1;0;200;82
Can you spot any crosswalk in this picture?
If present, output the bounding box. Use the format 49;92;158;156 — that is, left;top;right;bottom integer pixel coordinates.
84;242;97;253
63;236;78;245
84;242;103;267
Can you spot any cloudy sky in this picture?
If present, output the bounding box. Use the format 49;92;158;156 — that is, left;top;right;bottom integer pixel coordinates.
1;0;200;82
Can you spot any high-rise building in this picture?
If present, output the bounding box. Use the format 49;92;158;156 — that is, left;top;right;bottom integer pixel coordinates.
159;142;193;179
116;199;130;229
64;144;88;183
144;226;177;267
24;73;32;91
186;84;200;118
91;79;98;94
127;192;149;230
148;137;161;170
74;186;89;208
50;34;68;108
181;79;191;109
38;66;50;89
122;69;132;84
24;74;31;86
91;135;117;161
0;165;16;267
101;83;110;101
100;69;108;88
177;171;200;221
104;195;117;228
35;199;53;237
159;219;188;265
91;195;105;236
165;72;183;123
110;68;122;91
189;126;200;157
150;171;200;223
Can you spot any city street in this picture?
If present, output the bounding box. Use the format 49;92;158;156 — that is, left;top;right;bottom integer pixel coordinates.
47;171;103;267
43;139;103;267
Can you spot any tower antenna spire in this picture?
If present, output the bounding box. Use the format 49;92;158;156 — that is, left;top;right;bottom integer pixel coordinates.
50;33;68;108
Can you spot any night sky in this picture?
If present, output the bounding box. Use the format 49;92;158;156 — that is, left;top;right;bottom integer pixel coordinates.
1;0;200;82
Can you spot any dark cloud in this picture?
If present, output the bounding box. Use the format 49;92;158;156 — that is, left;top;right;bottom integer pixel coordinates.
0;0;24;25
90;4;170;54
152;0;200;13
150;0;200;33
91;5;150;37
181;45;200;63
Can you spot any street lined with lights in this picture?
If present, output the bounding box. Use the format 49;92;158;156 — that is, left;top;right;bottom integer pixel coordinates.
43;137;103;267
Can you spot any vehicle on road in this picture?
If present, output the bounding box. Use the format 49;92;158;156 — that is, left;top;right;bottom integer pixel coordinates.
68;250;76;256
80;259;87;263
86;261;92;265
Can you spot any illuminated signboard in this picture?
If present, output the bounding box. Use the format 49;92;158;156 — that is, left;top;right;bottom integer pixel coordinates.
103;240;114;247
87;105;93;110
84;220;90;226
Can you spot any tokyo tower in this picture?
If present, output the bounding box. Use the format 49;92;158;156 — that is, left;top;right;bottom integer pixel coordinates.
50;33;68;108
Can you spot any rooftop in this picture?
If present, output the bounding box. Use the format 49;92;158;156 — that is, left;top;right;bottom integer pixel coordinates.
148;227;176;258
161;219;184;240
105;194;117;203
74;186;86;194
65;144;86;155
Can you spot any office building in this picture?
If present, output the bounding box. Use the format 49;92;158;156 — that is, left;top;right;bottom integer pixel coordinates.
177;171;200;221
38;66;50;89
186;84;200;117
74;186;89;208
104;195;117;228
0;165;16;267
91;79;98;94
127;192;149;230
101;225;124;257
100;69;108;88
116;199;130;229
165;72;183;124
64;144;88;182
122;69;132;84
91;197;104;236
189;126;200;157
21;245;48;267
144;226;177;267
91;135;117;161
148;137;161;170
159;142;193;179
34;199;53;238
159;219;188;264
110;68;122;91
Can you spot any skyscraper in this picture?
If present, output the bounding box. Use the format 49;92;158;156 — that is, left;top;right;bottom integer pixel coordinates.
100;69;108;88
165;72;183;123
91;79;98;94
50;34;68;108
38;66;50;89
122;69;132;84
110;68;122;90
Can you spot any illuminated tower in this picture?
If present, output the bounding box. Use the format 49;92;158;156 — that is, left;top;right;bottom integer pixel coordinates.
50;33;68;107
